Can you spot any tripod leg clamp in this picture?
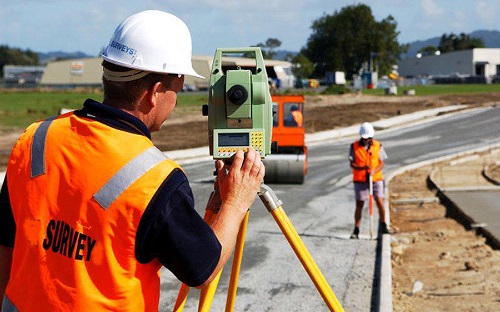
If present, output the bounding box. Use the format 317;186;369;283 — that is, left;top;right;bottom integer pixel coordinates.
258;184;283;212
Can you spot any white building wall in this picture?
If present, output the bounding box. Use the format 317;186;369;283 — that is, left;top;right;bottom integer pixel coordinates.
187;57;212;90
273;65;295;88
187;56;295;90
40;58;103;85
473;49;500;77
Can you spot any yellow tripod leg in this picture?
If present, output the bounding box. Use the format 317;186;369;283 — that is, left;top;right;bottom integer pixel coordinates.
197;270;223;312
197;207;223;312
173;284;190;312
199;210;250;312
259;184;345;312
225;210;250;311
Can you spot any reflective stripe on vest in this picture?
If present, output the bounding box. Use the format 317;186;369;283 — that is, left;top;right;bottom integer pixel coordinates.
31;116;56;178
93;146;168;210
1;295;19;312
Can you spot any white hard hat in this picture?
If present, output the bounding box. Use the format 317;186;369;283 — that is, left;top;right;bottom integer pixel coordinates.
102;10;203;79
359;122;375;139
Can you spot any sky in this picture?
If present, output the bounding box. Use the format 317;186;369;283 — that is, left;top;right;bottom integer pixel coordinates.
1;0;499;57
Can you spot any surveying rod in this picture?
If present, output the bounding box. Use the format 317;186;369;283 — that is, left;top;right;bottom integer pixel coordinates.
369;172;374;240
368;143;373;240
258;184;345;312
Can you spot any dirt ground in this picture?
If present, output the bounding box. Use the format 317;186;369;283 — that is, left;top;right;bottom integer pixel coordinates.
150;92;500;152
0;92;499;311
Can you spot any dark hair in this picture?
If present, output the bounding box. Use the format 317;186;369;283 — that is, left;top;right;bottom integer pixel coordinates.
102;60;170;110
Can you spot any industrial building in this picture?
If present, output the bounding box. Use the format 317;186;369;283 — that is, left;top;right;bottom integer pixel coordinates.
397;48;500;82
39;56;295;90
40;57;103;88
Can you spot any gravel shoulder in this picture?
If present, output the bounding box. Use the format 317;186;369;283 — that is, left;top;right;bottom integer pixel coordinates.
389;147;500;311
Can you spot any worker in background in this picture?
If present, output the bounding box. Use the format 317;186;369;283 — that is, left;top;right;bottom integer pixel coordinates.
0;10;264;311
284;105;303;127
348;122;392;239
268;78;277;95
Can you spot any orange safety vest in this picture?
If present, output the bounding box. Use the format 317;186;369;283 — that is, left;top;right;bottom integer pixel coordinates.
291;110;303;127
5;112;180;312
351;139;384;183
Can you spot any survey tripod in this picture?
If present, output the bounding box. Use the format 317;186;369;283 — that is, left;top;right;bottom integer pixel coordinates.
172;183;345;312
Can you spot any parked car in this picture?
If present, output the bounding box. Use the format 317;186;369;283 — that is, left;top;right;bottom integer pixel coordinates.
181;84;197;92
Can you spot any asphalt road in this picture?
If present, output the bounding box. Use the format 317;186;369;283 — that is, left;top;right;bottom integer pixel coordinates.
158;106;500;311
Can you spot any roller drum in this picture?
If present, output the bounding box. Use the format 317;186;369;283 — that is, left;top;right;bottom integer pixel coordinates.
263;154;305;184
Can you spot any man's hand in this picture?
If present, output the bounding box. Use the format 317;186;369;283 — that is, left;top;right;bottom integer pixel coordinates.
350;161;370;171
216;147;265;214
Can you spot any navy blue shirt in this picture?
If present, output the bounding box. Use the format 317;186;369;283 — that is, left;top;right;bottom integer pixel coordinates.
0;99;221;287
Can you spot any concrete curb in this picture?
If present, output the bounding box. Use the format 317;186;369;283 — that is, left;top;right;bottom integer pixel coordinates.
427;176;500;250
166;146;212;165
482;162;500;185
372;105;468;130
381;142;500;312
427;147;500;250
305;105;471;146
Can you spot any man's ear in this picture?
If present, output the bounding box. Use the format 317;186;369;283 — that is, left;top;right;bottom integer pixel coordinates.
148;81;163;108
137;81;162;115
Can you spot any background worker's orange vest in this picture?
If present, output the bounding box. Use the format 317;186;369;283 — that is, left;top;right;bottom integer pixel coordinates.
291;110;303;126
6;112;180;312
351;139;384;183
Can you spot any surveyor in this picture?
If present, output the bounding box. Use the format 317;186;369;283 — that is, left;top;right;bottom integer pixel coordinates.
0;10;264;311
348;122;392;239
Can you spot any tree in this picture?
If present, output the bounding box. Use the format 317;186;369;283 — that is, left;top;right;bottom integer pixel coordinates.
418;45;440;55
290;53;314;78
438;33;484;53
301;4;406;79
253;38;282;59
0;45;40;76
0;45;39;66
